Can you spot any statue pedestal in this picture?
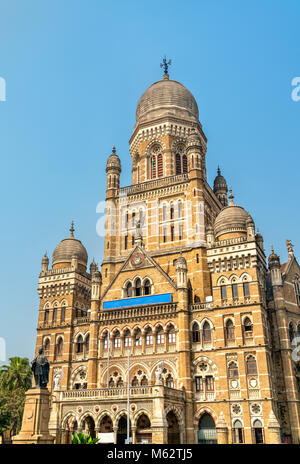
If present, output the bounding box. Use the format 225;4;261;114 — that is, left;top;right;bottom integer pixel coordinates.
12;387;55;444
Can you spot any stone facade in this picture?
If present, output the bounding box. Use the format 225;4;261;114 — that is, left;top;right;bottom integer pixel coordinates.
33;70;300;444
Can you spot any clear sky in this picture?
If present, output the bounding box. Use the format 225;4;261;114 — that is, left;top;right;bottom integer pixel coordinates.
0;0;299;363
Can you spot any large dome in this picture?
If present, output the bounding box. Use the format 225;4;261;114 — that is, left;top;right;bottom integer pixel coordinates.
52;223;88;268
136;78;199;124
214;193;253;241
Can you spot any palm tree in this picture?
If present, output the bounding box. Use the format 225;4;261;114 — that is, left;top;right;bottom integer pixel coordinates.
0;357;32;391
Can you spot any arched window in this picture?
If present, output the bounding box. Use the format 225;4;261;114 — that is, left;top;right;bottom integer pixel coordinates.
109;377;114;388
252;419;264;444
228;361;239;378
289;322;295;344
233;420;244;444
151;155;156;179
124;329;131;348
162;204;167;221
85;334;90;354
182;155;187;173
144;279;151;295
44;338;50;356
135;329;142;346
145;328;153;346
170;203;174;220
135;278;141;296
103;332;109;349
167;325;176;344
203;322;211;343
192;322;200;343
246;356;257;375
44;310;49;324
76;335;84;354
178;201;182;218
132;376;139;387
166;374;174;388
53;308;57;323
56;337;63;356
175;153;181;174
156;326;165;345
225;319;235;340
141;375;148;386
114;331;121;349
126;282;132;298
243;317;253;338
294;279;300;306
61;307;66;323
157;153;163;177
116;378;124;387
243;282;250;297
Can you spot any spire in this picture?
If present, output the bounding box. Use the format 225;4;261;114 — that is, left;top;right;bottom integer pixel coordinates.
69;220;75;238
112;145;116;154
160;55;171;80
217;166;221;176
228;187;235;206
286;239;294;260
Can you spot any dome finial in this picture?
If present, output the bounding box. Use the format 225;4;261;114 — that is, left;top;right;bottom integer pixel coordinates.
112;145;116;154
69;220;75;238
217;166;221;176
160;55;171;80
229;187;235;206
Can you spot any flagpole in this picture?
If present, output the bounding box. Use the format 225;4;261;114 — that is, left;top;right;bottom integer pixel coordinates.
127;348;130;443
107;331;110;388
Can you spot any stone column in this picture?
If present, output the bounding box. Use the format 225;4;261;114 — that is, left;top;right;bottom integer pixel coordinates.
113;425;118;444
151;384;168;443
132;425;137;444
267;410;281;444
12;387;55;444
216;411;229;444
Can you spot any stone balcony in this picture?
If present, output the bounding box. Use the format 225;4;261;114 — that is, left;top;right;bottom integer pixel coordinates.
61;385;185;402
98;302;178;323
118;173;189;197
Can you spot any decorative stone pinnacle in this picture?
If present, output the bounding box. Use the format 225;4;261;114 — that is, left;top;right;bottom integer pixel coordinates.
217;166;221;176
228;187;235;206
112;145;116;154
69;220;75;238
160;55;171;79
286;239;294;257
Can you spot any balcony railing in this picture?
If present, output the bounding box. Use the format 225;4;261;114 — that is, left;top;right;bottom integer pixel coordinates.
62;385;153;400
190;302;213;311
118;173;189;197
98;303;177;322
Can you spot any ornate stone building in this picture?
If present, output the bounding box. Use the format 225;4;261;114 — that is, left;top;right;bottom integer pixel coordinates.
34;65;300;444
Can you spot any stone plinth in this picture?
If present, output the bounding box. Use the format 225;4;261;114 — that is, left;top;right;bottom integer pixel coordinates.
12;387;55;444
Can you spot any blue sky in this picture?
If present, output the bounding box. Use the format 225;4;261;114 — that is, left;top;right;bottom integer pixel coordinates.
0;0;299;363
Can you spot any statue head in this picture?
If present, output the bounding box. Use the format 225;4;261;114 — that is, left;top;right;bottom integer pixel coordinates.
38;347;44;355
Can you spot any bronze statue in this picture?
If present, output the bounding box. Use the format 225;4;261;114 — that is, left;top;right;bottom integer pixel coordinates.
31;347;50;388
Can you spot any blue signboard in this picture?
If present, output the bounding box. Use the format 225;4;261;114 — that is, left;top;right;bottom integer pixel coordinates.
103;293;172;310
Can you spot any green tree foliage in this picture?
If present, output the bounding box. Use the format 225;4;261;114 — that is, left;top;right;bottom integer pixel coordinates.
0;357;32;442
72;432;99;444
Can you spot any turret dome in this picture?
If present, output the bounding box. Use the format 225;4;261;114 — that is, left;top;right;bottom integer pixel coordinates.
52;222;88;270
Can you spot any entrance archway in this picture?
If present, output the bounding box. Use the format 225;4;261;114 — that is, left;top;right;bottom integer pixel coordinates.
99;415;113;433
167;411;180;444
136;414;152;444
198;413;217;444
117;415;132;444
82;415;96;439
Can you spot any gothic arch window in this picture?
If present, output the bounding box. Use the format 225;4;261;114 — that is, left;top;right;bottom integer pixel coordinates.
145;327;153;346
135;278;142;296
109;377;115;388
178;201;182;218
162;204;167;221
126;282;132;298
61;307;66;323
156;326;165;345
225;319;235;341
141;375;148;386
113;331;121;349
167;325;176;345
53;307;57;323
192;322;200;343
246;356;257;375
124;329;131;348
132;376;139;387
134;328;142;346
170;202;174;220
144;279;151;295
175;147;186;175
252;419;264;444
117;378;124;387
166;374;174;388
294;278;300;306
150;145;163;179
233;420;244;444
44;338;50;356
85;334;90;354
44;309;50;324
76;335;84;354
103;332;109;349
228;361;239;378
56;337;63;356
243;317;253;339
202;322;212;343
